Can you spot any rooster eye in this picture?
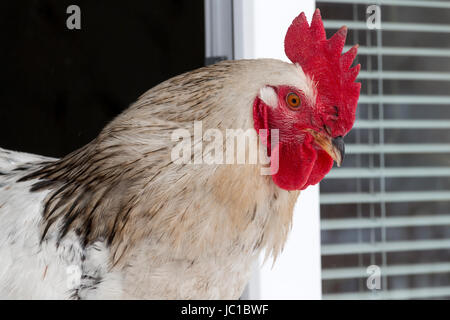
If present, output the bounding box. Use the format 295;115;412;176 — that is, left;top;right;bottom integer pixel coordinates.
286;92;301;110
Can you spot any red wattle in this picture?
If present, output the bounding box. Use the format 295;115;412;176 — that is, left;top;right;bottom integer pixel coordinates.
271;135;317;191
304;149;334;187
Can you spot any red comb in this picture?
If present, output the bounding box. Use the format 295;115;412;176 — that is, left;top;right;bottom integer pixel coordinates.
284;9;361;136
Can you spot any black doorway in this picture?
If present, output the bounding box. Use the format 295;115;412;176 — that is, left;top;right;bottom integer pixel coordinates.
0;0;205;157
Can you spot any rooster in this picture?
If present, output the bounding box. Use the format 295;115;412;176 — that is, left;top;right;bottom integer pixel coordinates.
0;10;360;299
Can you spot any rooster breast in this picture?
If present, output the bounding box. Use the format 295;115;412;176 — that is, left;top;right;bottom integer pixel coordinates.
0;147;298;299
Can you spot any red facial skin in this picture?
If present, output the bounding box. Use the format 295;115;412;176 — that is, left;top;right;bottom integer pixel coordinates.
253;85;334;191
253;9;361;191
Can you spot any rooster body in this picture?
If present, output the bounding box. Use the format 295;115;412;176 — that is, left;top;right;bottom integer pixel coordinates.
0;60;301;299
0;11;360;299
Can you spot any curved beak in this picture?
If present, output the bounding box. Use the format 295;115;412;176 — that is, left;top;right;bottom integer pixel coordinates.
331;136;345;167
305;130;345;167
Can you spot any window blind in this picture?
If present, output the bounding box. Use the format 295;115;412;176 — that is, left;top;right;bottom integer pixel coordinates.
317;0;450;299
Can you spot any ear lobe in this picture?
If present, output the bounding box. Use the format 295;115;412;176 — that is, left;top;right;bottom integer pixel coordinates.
259;86;278;109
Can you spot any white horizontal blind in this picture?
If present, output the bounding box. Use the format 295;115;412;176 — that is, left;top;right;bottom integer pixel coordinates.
317;0;450;299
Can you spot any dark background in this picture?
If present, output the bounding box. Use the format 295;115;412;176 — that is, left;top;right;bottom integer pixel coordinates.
0;0;204;158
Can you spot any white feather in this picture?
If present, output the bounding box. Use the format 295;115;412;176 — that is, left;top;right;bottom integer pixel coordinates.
0;148;121;299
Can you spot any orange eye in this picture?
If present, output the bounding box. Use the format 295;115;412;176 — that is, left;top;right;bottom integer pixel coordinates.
286;92;301;109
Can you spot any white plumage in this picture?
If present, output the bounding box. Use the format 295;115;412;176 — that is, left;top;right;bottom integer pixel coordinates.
0;148;122;299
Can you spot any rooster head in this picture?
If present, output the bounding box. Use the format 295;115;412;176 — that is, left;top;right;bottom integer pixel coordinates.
253;9;361;191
